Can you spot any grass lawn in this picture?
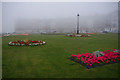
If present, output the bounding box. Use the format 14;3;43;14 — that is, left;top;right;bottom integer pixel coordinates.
2;33;119;78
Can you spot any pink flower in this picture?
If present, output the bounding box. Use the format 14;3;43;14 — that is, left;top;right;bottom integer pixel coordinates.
81;57;85;62
95;60;100;63
100;58;104;62
90;60;93;63
77;58;80;60
76;55;80;58
71;54;74;56
74;55;77;57
88;58;91;61
90;64;92;66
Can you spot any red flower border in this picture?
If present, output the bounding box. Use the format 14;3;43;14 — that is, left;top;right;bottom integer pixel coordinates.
8;40;46;46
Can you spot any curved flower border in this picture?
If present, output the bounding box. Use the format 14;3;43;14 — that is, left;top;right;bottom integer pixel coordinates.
70;49;120;69
8;40;46;46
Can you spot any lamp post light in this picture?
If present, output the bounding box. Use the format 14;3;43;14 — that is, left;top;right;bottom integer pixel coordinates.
77;14;79;34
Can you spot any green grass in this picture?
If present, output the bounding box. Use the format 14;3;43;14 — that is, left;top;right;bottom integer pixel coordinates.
2;33;119;78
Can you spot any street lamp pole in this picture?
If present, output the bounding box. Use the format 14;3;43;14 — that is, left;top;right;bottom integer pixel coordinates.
77;14;79;34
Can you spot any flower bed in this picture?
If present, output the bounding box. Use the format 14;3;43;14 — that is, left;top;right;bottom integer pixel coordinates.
11;34;30;36
70;49;120;69
8;40;46;46
66;34;91;37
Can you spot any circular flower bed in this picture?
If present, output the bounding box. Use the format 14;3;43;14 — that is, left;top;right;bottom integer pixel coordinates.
66;34;91;37
8;40;46;46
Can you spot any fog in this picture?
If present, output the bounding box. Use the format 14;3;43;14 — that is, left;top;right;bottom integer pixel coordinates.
0;3;2;34
2;2;118;33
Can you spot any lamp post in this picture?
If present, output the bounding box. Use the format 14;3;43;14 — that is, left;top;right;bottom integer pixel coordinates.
77;14;79;34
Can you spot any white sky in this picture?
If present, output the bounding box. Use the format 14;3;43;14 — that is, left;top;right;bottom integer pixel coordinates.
0;1;119;33
0;3;2;34
1;0;119;2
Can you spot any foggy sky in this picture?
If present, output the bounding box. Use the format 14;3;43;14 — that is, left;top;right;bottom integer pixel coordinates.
2;2;118;33
0;3;2;34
